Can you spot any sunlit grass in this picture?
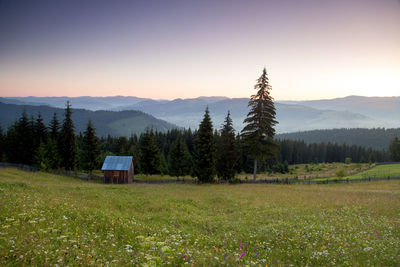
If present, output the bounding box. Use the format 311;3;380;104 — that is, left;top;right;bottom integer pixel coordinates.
1;167;399;265
237;163;372;180
314;164;400;181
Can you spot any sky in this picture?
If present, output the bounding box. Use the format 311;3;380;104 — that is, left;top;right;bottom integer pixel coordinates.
0;0;399;100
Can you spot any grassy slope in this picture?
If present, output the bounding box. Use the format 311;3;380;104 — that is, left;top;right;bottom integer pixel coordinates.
313;164;400;181
237;163;372;180
1;168;400;266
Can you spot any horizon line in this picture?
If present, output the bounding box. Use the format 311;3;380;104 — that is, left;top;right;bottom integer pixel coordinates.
2;94;400;102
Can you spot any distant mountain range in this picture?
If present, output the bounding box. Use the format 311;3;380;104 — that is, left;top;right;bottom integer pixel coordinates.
2;95;398;134
0;102;177;136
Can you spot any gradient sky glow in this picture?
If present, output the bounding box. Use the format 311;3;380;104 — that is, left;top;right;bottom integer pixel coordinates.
0;0;399;100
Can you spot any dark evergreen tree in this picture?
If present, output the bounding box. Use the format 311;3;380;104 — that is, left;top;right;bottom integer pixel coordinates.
368;152;376;163
81;120;100;178
0;126;3;161
193;107;216;183
46;139;61;170
49;113;60;141
6;111;35;164
242;68;278;180
168;133;191;179
46;112;62;169
159;152;169;175
216;111;237;181
389;136;400;161
33;142;49;170
59;102;77;170
34;113;48;149
114;136;129;155
139;129;160;175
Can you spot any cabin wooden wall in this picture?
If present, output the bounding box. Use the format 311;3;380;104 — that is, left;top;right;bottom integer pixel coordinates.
104;170;130;184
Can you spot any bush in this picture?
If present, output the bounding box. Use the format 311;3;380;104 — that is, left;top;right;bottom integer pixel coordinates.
336;169;347;177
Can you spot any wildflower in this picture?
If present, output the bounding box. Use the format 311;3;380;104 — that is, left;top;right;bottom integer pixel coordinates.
240;252;246;259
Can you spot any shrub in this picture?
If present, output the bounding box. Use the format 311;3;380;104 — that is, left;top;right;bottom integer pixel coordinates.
336;169;347;177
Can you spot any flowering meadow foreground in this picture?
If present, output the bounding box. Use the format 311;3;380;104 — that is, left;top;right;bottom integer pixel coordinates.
0;168;399;266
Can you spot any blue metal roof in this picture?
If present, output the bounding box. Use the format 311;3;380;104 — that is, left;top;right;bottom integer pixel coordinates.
101;156;133;171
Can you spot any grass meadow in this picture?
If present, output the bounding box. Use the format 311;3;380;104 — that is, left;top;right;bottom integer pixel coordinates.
313;164;400;182
1;167;400;266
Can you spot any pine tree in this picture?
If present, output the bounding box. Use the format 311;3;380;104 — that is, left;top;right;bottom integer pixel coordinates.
60;101;77;171
0;126;4;161
169;133;191;180
12;111;35;165
139;129;160;175
234;133;245;173
216;111;237;181
34;113;48;149
46;139;61;170
389;136;400;162
49;113;60;141
81;120;100;178
159;152;169;175
193;107;216;183
242;68;278;181
47;112;62;169
115;136;129;155
33;142;49;170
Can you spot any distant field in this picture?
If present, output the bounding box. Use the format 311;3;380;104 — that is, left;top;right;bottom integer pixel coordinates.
93;163;374;182
313;164;400;182
1;168;399;265
237;163;372;181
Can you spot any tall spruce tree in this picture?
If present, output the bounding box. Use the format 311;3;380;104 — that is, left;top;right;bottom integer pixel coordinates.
159;153;169;175
0;126;3;161
49;113;60;141
242;68;278;181
216;111;237;181
13;111;35;164
389;136;400;161
139;129;160;175
34;113;48;148
193;107;216;183
169;133;191;180
46;113;61;169
60;101;77;171
81;120;100;178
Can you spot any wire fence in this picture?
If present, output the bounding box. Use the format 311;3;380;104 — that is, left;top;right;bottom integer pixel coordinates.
1;162;399;185
0;162;103;181
241;176;400;185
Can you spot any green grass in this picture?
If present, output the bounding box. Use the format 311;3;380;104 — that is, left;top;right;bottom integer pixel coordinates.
1;168;399;266
238;163;372;180
313;164;400;181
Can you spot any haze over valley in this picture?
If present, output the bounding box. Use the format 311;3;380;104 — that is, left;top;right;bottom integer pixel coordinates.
2;95;399;134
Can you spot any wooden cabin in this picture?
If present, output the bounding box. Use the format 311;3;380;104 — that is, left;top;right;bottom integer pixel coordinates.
101;156;134;184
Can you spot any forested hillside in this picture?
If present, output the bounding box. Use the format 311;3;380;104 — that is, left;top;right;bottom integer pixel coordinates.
0;102;177;136
277;128;400;150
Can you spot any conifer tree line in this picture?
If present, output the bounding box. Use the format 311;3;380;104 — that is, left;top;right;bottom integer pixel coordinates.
0;101;392;181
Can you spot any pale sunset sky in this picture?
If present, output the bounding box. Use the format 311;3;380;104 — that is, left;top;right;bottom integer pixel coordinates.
0;0;399;100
